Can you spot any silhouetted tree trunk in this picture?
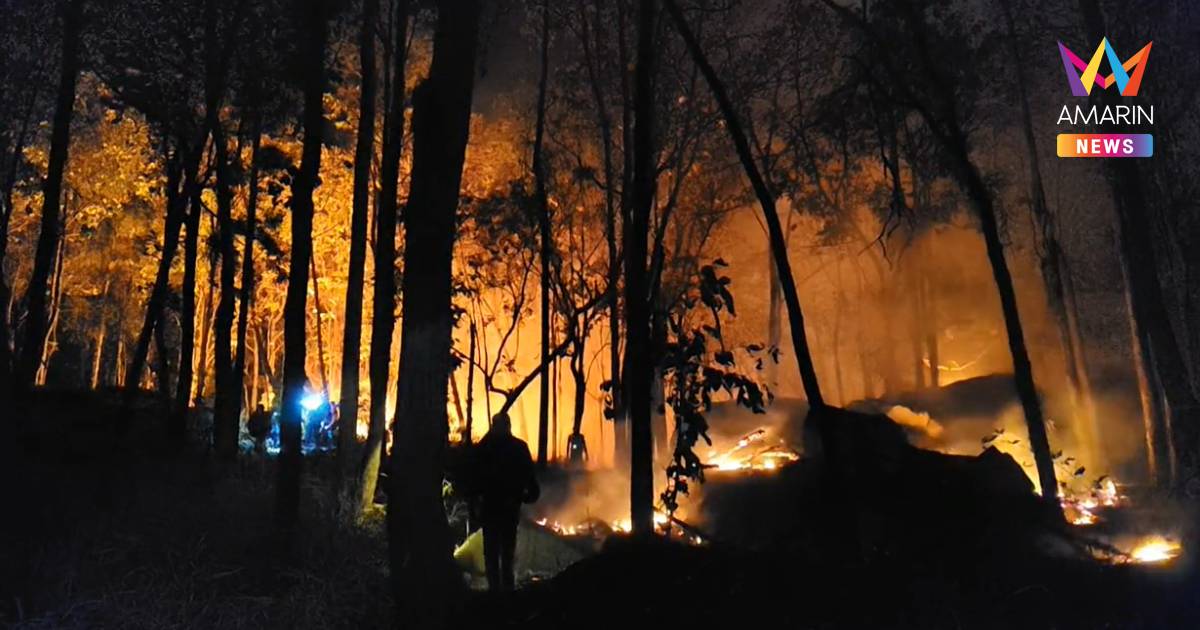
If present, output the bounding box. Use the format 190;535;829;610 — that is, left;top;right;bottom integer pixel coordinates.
1001;0;1098;464
361;0;410;515
533;0;553;470
464;322;476;442
663;0;825;410
208;0;240;458
16;0;82;395
578;0;622;473
909;250;926;390
36;231;67;386
613;0;634;466
123;135;202;432
901;2;1061;512
825;0;1061;515
153;308;170;397
233;114;262;428
277;0;327;526
386;1;480;625
1077;0;1198;488
194;240;219;401
625;0;658;536
309;255;330;395
570;328;586;438
924;274;939;387
337;0;380;489
958;163;1061;509
91;281;111;390
767;257;783;389
0;90;38;395
172;177;204;441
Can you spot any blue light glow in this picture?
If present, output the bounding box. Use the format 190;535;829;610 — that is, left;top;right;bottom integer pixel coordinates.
300;392;326;412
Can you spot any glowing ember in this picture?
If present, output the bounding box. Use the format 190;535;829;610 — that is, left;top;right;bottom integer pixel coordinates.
1128;537;1181;564
533;510;702;544
1069;508;1097;526
1061;477;1124;526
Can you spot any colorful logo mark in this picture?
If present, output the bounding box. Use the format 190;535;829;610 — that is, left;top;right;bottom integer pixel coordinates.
1057;38;1152;97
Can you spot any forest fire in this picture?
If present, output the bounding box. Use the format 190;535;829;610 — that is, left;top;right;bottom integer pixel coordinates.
7;0;1200;626
706;428;801;473
533;510;704;547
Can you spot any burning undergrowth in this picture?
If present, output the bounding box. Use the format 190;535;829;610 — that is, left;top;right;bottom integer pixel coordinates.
851;376;1189;566
456;375;1188;592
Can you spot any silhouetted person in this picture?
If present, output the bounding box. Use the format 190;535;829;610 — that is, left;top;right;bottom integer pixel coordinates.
247;404;271;453
567;432;588;466
472;413;539;593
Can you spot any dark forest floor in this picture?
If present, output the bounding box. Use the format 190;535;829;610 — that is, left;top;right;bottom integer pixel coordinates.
3;389;1200;629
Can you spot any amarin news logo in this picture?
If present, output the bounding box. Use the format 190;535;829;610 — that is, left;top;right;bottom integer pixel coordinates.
1057;37;1152;97
1055;37;1155;158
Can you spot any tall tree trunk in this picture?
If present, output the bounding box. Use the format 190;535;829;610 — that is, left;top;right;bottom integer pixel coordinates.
571;332;586;437
153;307;171;398
827;0;1063;515
1123;254;1171;480
233;116;263;437
580;0;623;475
909;252;926;390
208;0;240;457
0;89;38;394
194;236;219;402
663;0;825;410
613;0;634;466
338;0;380;486
766;254;783;389
387;1;479;625
924;274;939;387
625;0;658;536
1000;1;1098;464
1076;0;1198;488
533;0;553;469
277;0;326;527
464;322;476;442
833;265;846;405
91;291;109;390
309;255;330;394
172;180;204;442
122;136;201;427
958;157;1061;510
16;0;82;395
360;0;410;516
36;234;67;386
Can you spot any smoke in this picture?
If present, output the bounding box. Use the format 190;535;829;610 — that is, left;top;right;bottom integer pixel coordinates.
886;404;944;439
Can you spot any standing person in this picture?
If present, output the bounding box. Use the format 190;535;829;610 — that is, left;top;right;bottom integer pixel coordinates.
471;413;539;592
248;403;272;453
